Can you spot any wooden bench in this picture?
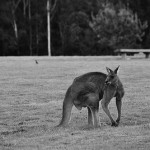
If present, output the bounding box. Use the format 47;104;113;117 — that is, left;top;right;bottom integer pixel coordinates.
115;49;150;59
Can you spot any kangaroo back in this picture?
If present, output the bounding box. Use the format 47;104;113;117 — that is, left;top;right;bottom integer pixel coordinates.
71;72;107;108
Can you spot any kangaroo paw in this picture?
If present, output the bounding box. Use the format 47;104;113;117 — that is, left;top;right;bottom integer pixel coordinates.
111;121;119;127
116;119;120;124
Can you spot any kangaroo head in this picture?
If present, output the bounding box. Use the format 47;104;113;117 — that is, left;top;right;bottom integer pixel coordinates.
105;66;120;85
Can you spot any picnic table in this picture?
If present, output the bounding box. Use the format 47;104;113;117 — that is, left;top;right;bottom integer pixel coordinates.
115;49;150;59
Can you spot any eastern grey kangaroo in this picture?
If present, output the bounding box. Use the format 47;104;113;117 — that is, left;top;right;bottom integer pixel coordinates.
58;66;124;127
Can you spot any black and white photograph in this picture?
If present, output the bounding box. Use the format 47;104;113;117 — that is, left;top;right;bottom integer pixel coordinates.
0;0;150;149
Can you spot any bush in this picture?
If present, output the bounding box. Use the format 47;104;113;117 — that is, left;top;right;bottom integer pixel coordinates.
90;3;148;55
63;11;97;55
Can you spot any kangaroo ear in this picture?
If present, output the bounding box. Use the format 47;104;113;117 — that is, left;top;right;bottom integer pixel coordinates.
106;67;113;74
114;66;120;74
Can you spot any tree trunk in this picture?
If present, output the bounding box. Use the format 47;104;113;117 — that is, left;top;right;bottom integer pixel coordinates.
23;0;28;16
13;19;18;39
12;9;19;55
28;0;32;56
59;22;65;54
12;8;18;39
47;0;51;56
36;0;39;56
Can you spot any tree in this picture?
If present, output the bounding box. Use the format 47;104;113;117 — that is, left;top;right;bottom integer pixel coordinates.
0;0;21;55
65;11;96;55
28;0;32;55
10;0;22;40
58;0;99;55
47;0;58;56
90;3;148;54
0;0;150;56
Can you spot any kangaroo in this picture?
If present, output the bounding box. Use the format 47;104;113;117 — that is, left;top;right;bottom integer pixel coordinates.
58;66;124;127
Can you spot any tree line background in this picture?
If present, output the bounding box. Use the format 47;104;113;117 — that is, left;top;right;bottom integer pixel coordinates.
0;0;150;56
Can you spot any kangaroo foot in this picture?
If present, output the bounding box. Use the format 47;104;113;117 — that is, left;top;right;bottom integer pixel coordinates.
111;121;118;127
57;122;70;128
93;124;100;128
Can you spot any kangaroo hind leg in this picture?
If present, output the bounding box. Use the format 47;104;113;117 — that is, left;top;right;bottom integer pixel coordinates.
116;97;122;124
86;93;99;128
58;86;73;127
87;101;99;128
90;104;99;128
87;107;93;126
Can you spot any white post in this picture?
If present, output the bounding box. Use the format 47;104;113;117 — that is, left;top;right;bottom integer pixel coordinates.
47;0;51;56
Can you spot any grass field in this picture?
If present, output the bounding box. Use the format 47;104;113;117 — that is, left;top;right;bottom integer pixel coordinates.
0;56;150;150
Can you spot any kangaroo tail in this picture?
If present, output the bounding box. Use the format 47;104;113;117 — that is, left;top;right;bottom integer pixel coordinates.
58;86;73;127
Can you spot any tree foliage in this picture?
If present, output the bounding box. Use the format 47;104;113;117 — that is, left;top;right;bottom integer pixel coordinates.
0;0;150;56
90;3;148;54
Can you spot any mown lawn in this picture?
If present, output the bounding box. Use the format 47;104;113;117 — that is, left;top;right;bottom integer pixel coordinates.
0;56;150;150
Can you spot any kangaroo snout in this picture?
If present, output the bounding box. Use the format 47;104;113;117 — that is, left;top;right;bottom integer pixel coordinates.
105;80;111;85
